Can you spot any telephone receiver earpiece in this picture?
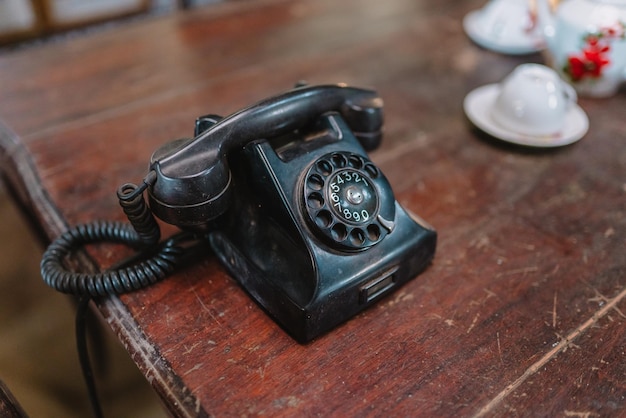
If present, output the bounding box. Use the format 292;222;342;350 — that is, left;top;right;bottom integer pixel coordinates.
147;84;383;229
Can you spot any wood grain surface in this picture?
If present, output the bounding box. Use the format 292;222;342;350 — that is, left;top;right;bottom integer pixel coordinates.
1;0;625;416
0;380;27;418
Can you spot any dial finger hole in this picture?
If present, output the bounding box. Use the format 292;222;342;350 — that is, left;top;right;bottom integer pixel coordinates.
315;210;332;228
316;159;333;176
307;174;324;191
348;155;363;169
307;192;324;209
331;153;347;168
331;223;348;242
364;163;379;178
367;224;381;241
349;228;366;246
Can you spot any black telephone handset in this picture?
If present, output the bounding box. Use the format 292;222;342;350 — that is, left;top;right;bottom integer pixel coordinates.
147;84;384;228
41;84;436;342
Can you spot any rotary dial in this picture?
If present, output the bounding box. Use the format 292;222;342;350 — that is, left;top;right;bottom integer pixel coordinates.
303;151;395;250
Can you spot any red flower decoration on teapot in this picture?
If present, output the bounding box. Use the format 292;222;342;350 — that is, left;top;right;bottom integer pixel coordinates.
564;22;626;82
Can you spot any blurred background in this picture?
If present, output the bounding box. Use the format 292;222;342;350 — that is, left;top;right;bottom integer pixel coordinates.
0;177;168;416
0;1;227;416
0;0;220;49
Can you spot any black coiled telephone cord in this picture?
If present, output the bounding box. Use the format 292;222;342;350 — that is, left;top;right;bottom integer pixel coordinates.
40;177;198;418
41;179;186;297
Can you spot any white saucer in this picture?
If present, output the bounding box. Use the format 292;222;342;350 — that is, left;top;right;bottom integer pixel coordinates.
463;84;589;147
463;9;544;55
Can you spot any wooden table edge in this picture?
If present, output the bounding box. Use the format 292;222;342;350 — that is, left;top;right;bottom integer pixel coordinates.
0;120;204;417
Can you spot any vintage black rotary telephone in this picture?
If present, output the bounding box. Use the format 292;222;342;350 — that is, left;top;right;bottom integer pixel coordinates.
41;84;437;342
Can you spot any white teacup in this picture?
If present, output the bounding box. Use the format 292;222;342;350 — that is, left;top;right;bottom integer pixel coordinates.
491;64;578;136
475;0;538;47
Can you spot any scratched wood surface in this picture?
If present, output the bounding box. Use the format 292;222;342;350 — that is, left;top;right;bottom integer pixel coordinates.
0;380;27;418
1;0;625;416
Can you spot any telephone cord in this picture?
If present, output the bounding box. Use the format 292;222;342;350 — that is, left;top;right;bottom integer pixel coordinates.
39;180;191;418
40;180;185;297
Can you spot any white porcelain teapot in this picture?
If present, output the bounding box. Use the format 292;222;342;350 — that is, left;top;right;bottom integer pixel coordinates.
536;0;626;97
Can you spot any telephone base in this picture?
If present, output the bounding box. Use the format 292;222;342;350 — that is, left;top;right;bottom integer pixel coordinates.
208;211;436;343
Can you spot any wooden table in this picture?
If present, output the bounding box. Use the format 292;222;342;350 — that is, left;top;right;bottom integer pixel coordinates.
1;0;625;416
